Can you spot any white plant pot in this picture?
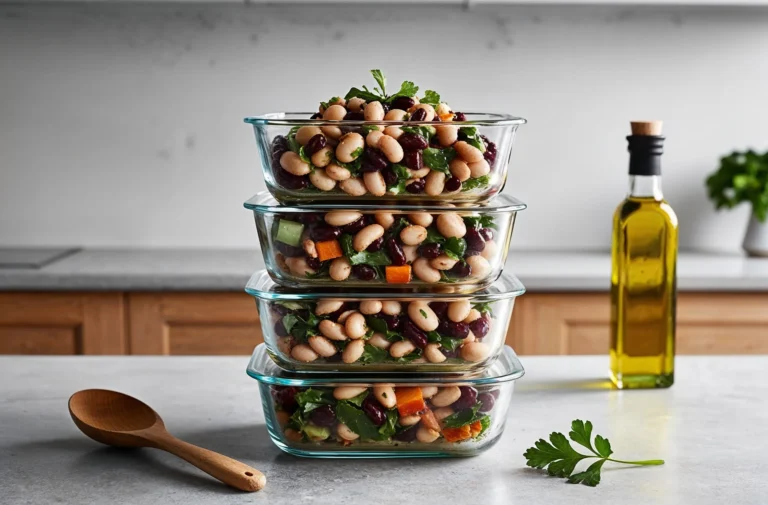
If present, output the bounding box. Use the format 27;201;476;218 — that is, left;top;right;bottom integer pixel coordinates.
742;213;768;257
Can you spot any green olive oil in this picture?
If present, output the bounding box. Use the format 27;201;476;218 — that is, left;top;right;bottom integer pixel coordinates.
610;121;678;389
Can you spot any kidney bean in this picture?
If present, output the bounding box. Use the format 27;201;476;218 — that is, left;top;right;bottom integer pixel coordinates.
465;228;486;252
297;309;311;321
272;386;299;413
406;179;425;194
399;133;429;151
479;228;494;241
478;392;496;413
311;225;341;242
481;135;497;164
445;176;462;192
343;111;364;121
275;241;305;258
352;265;377;281
429;301;448;319
382;167;398;187
394;423;419;442
362;148;388;173
306;256;321;270
309;112;322;119
366;236;384;252
304;134;327;157
275;168;309;190
453;386;478;410
449;261;472;278
310;404;336;427
272;303;292;316
271;135;289;158
438;320;469;340
402;150;423;170
362;396;386;426
298;212;323;225
391;96;416;112
418;243;442;259
442;346;459;359
386;237;407;266
342;217;367;234
470;316;490;338
403;320;428;349
274;319;288;337
409;108;427;122
453;112;467;122
379;313;402;331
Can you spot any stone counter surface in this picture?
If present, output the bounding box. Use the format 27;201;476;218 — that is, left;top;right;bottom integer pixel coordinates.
2;249;768;292
1;355;766;504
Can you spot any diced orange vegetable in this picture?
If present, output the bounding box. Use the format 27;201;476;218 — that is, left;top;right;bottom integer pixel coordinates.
386;265;412;284
420;409;441;433
316;240;343;262
439;112;455;122
395;387;426;417
442;425;473;443
469;420;483;438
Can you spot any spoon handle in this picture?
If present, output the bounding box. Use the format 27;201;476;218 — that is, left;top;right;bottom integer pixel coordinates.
147;431;266;492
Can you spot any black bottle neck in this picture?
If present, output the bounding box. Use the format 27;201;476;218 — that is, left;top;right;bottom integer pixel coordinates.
627;135;664;176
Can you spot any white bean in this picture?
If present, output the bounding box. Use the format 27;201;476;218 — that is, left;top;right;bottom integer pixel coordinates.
412;104;436;121
408;301;439;332
337;310;356;324
326;163;352;181
384;109;407;121
425;170;446;196
430;254;457;271
431;386;462;407
375;212;394;229
325;211;362;227
280;151;310;176
373;385;397;409
353;224;385;252
291;344;318;362
449;159;471;182
347;97;366;112
339;177;367;196
463;308;482;323
381;301;402;315
379;135;404;163
323;104;346;121
308;335;338;358
309;168;337;191
463;331;476;344
436;213;467;239
344;312;367;339
403;245;418;263
436;102;452;118
337;423;359;441
466;255;491;280
363;171;387;197
315;299;344;315
416;426;440;443
383;126;403;139
321;125;343;140
421;386;438;399
481;240;498;261
333;386;368;400
468;159;491;178
295;126;323;145
275;253;288;272
285;257;316;277
412;257;441;283
448;300;471;323
342;339;365;363
454;140;484;163
336;132;365;163
360;300;382;315
369;333;391;349
433;407;454;421
303;238;317;259
389;339;416;358
277;336;292;356
311;146;333;168
407;167;431;179
318;319;349;341
329;257;352;281
400;225;428;246
363;101;385;121
424;343;446;363
460;341;490;362
366;130;384;149
399;415;421;426
408;213;433;227
436;125;459;147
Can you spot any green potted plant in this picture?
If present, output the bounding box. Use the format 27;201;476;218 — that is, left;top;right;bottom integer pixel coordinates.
706;150;768;256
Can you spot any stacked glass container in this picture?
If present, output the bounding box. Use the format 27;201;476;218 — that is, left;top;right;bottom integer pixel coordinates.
243;109;527;457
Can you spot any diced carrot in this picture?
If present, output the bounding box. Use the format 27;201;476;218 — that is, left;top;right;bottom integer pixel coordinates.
469;420;483;438
442;425;472;443
386;265;412;284
439;112;455;122
395;387;426;417
420;409;441;433
316;240;343;262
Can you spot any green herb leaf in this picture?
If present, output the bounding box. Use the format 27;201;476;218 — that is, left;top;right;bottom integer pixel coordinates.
461;176;491;192
459;126;486;153
386;80;419;103
387;164;411;195
285;311;320;342
371;69;387;96
344;86;383;103
378;409;399;439
426;330;462;351
419;309;428;319
424;226;446;245
287;126;301;154
395;349;422;362
445;237;466;259
361;343;390;364
340;234;392;266
706;150;768;222
567;460;606;487
401;126;436;142
282;313;298;334
442;402;487;428
362;125;381;136
421;90;440;106
298;146;312;165
422;147;457;174
336;401;381;440
569;420;595;453
471;302;494;317
276;301;306;311
295;388;335;413
594;435;613;458
350;147;363;160
345;390;369;408
463;215;496;230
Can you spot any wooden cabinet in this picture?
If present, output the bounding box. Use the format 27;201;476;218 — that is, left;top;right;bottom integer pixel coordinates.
509;293;768;355
0;293;125;355
127;293;261;355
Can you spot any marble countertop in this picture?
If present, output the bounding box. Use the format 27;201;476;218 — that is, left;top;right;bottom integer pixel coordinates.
1;248;768;291
1;355;765;505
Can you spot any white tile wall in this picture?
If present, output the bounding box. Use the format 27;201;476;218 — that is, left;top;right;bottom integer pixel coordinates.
1;4;767;251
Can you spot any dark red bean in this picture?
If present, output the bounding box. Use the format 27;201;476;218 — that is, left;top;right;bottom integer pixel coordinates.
418;243;442;259
432;116;441;122
275;241;305;257
438;320;469;339
398;133;429;151
464;250;481;257
470;316;490;338
274;319;288;337
406;179;425;194
272;386;299;413
298;212;323;225
380;313;402;331
382;167;398;187
386;237;407;266
272;304;292;316
453;386;478;410
361;148;388;173
391;96;415;112
306;257;321;270
409;108;427;122
352;265;377;281
477;392;496;413
442;346;459;359
429;302;448;318
489;389;500;399
445;176;462;192
465;228;486;252
310;405;336;427
342;217;367;234
402;150;423;170
297;309;311;321
403;320;428;349
344;111;364;121
271;136;289;159
449;261;472;278
479;228;494;241
394;423;419;442
481;136;497;164
304;134;327;157
275;168;309;190
366;237;384;252
310;112;322;119
453;112;467;122
362;396;386;426
311;225;342;242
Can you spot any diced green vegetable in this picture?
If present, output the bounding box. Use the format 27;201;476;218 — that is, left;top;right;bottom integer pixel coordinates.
302;424;331;440
275;219;304;247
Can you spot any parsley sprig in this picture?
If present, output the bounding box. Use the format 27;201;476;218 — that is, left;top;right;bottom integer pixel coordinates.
524;420;664;487
344;69;436;106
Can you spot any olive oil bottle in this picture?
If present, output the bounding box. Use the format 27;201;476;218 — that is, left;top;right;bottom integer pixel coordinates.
610;121;678;389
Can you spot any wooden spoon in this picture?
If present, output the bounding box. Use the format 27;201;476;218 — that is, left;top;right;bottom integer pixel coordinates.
68;389;265;492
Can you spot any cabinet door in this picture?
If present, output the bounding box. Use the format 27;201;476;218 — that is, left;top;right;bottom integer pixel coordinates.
127;293;261;355
0;293;125;355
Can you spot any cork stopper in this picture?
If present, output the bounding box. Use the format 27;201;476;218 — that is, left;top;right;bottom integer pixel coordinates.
630;121;663;136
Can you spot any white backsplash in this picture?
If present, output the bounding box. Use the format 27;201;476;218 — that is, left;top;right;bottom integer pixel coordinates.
1;4;766;251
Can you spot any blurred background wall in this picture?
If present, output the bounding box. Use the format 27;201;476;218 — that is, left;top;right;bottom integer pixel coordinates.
1;4;767;251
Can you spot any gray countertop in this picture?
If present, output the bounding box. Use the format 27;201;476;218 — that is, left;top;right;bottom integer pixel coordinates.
1;248;768;292
1;355;765;504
